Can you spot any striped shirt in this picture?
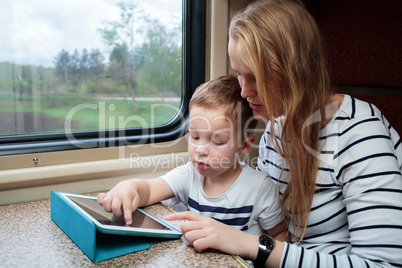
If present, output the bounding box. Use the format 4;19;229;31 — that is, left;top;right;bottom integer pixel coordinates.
257;95;402;267
162;162;283;235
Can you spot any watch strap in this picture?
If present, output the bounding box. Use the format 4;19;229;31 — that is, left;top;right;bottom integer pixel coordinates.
254;247;271;267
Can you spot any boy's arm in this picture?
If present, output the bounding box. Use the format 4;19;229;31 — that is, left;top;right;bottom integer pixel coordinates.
266;221;290;242
145;178;175;205
97;178;173;225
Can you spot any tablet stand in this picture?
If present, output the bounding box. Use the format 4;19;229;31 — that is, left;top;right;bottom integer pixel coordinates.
51;191;151;263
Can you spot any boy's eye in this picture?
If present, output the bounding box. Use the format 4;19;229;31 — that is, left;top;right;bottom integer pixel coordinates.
212;141;225;146
190;135;199;140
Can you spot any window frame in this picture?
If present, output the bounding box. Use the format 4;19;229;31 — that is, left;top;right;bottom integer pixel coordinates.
0;0;206;156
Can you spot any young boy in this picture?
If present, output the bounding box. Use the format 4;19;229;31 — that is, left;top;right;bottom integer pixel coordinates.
98;75;287;238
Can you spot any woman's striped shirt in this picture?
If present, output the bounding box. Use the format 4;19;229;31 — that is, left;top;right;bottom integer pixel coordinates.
257;95;402;267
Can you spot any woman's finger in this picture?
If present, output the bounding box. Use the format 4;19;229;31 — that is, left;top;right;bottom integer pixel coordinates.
192;236;216;252
180;217;206;231
165;211;205;222
182;228;208;249
180;222;225;252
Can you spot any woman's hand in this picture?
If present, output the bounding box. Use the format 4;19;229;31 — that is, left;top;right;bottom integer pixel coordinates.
166;211;259;259
97;179;140;225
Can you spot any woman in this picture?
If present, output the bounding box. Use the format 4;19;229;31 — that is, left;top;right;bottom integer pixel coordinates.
167;0;402;267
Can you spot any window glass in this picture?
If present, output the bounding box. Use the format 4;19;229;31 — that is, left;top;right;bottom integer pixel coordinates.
0;0;182;136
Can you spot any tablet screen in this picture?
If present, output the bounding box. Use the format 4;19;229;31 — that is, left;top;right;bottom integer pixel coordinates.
62;193;181;238
98;210;169;230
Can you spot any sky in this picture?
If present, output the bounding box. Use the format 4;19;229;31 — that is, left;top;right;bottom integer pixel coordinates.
0;0;182;67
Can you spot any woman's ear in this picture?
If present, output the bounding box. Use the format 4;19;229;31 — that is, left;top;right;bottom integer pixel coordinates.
241;135;255;155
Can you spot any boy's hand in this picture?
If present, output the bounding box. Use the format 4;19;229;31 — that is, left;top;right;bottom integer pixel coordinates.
97;180;140;225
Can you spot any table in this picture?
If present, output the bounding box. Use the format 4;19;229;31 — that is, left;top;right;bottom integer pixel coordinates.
0;195;250;267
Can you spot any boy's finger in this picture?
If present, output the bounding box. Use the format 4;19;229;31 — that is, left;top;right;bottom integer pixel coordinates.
123;208;133;225
97;193;106;205
111;197;123;217
100;195;112;212
122;196;139;225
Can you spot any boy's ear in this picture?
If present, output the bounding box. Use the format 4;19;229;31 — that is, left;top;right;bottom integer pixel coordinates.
241;135;256;155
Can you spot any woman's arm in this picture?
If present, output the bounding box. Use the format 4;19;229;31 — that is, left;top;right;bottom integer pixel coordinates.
166;211;285;267
282;114;402;267
266;221;289;242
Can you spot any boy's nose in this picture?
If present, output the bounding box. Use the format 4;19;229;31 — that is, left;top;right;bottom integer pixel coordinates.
195;143;209;155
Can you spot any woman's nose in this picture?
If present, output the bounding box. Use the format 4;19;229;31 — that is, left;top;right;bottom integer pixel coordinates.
239;78;257;99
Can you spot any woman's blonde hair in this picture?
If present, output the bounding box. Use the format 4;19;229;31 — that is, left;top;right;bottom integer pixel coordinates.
229;0;333;241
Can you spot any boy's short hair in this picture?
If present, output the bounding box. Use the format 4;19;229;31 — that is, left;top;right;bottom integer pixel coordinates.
189;75;258;137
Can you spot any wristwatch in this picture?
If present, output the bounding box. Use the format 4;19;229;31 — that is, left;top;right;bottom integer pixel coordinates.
254;233;276;268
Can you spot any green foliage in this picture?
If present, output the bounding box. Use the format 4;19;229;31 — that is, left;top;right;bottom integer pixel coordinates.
136;16;182;96
39;1;181;99
0;95;180;135
0;1;183;135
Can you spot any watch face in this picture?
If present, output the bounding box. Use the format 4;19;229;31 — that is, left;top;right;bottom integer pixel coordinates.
259;233;275;250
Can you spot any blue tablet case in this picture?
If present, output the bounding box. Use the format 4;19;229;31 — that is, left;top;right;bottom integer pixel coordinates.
50;191;151;263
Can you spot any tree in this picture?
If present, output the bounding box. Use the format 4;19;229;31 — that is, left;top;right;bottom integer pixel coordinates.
98;2;145;113
79;48;90;82
70;49;81;90
53;49;71;93
98;1;183;110
88;49;105;79
136;17;181;96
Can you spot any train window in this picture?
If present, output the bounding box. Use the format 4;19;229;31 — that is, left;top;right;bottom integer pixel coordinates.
0;0;206;156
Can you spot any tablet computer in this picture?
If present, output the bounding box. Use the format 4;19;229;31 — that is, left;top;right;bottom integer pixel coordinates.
60;192;182;239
